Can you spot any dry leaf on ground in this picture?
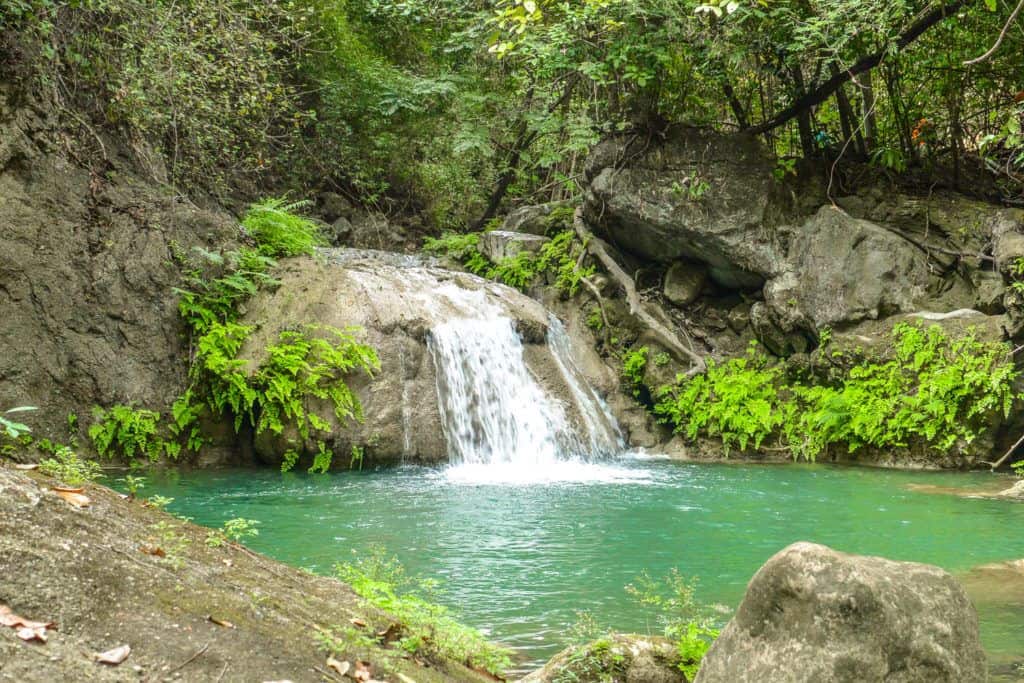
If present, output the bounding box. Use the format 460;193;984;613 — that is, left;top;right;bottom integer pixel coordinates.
1;604;54;643
53;488;90;508
353;660;372;682
94;644;131;665
207;616;235;629
326;656;350;675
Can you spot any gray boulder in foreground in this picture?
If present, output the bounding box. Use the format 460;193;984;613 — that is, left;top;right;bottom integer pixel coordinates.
695;542;986;683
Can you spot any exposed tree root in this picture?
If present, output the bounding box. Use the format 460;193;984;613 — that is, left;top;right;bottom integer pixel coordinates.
573;208;706;375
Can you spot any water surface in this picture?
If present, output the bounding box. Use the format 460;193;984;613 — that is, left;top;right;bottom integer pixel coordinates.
139;459;1024;671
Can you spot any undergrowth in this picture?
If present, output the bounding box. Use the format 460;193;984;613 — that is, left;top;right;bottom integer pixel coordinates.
653;323;1018;460
331;548;512;676
424;218;594;296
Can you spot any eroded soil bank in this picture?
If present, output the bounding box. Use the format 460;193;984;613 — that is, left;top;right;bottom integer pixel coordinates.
0;463;492;683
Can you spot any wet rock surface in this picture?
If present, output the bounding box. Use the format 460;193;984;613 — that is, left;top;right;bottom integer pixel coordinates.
241;249;616;467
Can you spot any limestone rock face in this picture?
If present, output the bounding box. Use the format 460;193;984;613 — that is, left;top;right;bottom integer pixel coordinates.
695;542;987;683
499;201;571;236
240;249;614;468
524;634;687;683
584;127;787;290
583;129;1020;347
478;230;550;262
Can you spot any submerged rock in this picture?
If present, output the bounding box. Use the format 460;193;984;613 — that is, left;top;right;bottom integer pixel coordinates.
695;542;986;683
524;634;687;683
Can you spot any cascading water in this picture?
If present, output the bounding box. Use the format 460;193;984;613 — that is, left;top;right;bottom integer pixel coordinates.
428;315;581;466
546;316;624;457
426;284;633;483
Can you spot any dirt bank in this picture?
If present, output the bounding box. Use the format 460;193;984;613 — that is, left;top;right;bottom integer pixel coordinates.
0;463;492;682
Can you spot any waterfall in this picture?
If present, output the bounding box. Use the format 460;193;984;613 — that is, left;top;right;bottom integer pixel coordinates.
546;316;624;456
427;295;622;468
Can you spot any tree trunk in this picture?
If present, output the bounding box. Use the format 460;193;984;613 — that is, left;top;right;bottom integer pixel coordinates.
860;69;878;154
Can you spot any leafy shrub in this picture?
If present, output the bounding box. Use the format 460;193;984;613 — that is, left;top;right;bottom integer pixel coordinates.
625;569;718;679
89;405;181;462
171;197;378;467
655;345;787;453
207;517;261;547
1;406;36;439
183;322;379;448
653;324;1019;460
426;228;593;295
622;346;649;397
241;198;324;258
334;548;511;676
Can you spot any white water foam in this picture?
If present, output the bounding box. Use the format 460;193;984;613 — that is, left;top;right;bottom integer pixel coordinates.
425;284;633;485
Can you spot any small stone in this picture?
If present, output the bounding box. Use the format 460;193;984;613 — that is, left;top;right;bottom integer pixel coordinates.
726;302;751;333
478;231;549;262
662;261;707;306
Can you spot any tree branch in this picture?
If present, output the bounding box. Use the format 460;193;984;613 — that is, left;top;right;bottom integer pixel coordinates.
963;0;1024;65
749;0;969;135
573;209;706;374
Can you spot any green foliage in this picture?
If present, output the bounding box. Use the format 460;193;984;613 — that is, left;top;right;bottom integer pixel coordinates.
675;622;719;680
308;441;333;474
424;228;593;295
654;324;1019;460
281;449;300;473
39;446;103;485
655;344;786;453
350;444;365;471
89;405;180;462
241;198;323;258
334;548;512;676
121;474;146;499
207;517;261;547
1;406;36;440
625;569;718;679
171;197;379;468
622;347;649;397
148;520;191;569
146;494;174;510
551;638;628;683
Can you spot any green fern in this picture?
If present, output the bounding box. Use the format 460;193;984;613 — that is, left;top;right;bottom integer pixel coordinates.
241;198;324;258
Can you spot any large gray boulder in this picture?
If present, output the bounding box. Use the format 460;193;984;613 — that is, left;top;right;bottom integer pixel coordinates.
478;230;550;262
695;542;987;683
584;127;791;289
584;130;1019;346
500;201;571;236
765;207;928;332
